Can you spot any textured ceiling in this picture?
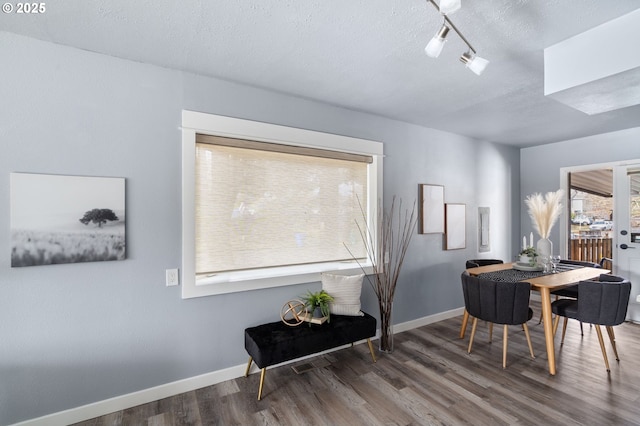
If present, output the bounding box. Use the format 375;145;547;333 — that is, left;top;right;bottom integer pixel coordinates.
2;0;640;147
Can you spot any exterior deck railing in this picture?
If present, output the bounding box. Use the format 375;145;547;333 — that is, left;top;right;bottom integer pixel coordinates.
569;237;612;268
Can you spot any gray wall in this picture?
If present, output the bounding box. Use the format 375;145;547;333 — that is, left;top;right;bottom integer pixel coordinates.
520;129;640;248
0;32;520;424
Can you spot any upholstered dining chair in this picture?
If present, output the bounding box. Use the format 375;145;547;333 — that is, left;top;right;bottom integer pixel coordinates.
461;271;535;368
540;259;601;330
551;259;601;299
465;259;504;269
599;257;613;269
460;259;504;338
551;274;631;372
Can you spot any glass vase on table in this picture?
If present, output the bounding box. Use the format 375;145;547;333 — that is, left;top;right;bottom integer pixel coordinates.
536;237;553;259
550;255;561;273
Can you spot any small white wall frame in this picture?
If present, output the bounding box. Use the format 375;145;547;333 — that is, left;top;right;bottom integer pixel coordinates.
445;203;466;250
419;184;445;234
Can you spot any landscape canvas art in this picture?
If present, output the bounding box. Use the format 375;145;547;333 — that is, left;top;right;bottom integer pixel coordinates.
10;173;126;267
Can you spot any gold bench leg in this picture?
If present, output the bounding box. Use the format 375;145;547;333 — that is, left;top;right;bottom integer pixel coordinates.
245;356;253;377
367;338;377;363
258;368;266;400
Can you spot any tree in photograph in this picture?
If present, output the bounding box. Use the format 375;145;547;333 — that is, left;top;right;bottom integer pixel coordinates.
79;208;119;228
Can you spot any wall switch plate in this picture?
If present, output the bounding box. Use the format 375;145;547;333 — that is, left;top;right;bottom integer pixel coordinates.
166;269;179;286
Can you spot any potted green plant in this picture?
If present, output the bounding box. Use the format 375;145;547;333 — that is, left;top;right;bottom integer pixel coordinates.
301;290;334;323
519;247;538;265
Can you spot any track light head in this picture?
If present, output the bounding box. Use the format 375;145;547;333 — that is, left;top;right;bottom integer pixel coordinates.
425;24;450;58
460;51;489;75
439;0;461;15
425;0;488;76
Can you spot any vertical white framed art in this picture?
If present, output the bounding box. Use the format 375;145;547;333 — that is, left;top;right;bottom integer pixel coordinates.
419;184;445;234
445;203;466;250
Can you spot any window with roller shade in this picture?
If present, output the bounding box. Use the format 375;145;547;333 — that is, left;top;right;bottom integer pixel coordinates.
181;111;383;298
195;135;370;275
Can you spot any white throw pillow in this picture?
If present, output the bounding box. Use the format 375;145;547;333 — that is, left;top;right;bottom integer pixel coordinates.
321;272;365;316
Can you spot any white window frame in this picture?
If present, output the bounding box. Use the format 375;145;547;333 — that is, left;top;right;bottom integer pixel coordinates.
181;110;383;298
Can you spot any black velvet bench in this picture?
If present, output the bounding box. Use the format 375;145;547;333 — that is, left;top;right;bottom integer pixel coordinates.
244;312;377;400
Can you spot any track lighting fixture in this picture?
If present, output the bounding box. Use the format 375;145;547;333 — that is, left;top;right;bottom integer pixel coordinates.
439;0;461;15
460;51;489;75
425;23;450;58
424;0;489;75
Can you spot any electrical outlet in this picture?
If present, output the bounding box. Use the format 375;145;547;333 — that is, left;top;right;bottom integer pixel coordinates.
636;294;640;303
166;269;179;287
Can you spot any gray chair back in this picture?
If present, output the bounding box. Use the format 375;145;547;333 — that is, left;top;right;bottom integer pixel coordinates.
599;257;613;268
465;259;504;269
461;272;532;325
578;275;631;326
559;259;600;268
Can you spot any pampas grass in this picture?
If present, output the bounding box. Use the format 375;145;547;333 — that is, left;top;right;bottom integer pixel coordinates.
525;189;564;239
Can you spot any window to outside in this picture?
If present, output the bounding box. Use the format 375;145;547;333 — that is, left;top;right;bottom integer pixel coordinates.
629;171;640;242
195;135;370;274
181;111;383;298
568;169;614;263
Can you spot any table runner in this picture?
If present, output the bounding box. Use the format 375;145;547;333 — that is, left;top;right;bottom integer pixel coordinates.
477;263;584;282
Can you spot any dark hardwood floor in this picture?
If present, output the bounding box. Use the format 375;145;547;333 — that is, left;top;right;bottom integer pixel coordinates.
74;303;640;425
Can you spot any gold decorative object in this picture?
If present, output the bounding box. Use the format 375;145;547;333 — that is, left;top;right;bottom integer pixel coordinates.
280;300;306;327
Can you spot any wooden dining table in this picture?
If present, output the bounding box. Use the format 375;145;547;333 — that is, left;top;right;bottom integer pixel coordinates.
464;262;609;375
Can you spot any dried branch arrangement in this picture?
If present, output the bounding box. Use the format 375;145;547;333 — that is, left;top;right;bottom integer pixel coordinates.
525;189;564;239
346;196;417;352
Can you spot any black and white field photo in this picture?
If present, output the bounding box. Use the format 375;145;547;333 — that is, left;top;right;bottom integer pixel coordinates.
10;173;126;267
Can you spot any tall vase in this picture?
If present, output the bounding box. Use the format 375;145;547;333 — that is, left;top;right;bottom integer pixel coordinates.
537;237;553;259
378;300;394;353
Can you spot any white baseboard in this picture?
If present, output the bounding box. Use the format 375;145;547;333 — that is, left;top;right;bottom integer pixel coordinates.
393;307;464;334
12;364;247;426
14;307;464;426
